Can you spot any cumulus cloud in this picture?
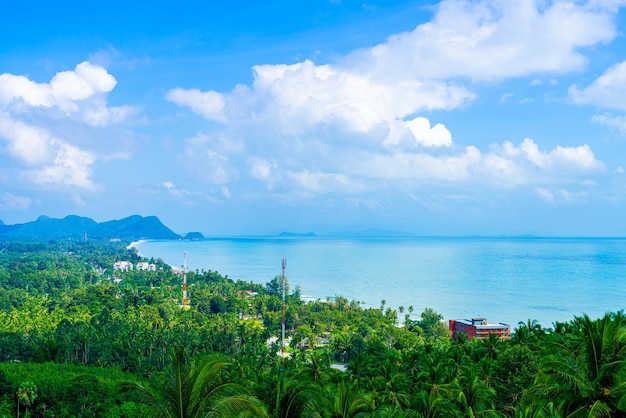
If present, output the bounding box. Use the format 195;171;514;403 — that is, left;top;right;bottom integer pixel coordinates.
0;114;54;164
165;1;621;145
500;138;601;171
30;142;96;189
0;113;95;189
0;61;141;193
163;0;613;200
404;117;452;147
168;60;473;137
570;61;626;110
0;61;133;126
348;0;618;81
248;60;472;133
343;138;603;188
166;88;226;123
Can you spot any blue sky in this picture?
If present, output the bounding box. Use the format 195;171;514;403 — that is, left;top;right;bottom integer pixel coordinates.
2;0;626;236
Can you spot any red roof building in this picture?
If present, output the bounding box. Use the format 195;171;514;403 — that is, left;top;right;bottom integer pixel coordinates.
449;317;511;340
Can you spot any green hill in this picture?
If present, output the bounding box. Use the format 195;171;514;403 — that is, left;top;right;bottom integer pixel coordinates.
0;214;181;241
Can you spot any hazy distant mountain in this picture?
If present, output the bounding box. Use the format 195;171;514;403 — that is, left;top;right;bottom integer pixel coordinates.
0;215;181;241
183;231;205;240
278;232;317;237
326;228;416;237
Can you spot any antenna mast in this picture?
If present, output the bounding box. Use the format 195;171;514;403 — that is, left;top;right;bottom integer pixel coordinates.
281;257;286;360
182;251;190;309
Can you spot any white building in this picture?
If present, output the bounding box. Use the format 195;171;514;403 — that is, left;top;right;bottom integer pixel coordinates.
136;262;157;271
113;261;133;271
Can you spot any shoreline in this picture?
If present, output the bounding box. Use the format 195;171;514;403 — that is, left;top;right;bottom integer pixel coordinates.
131;238;623;328
127;240;146;252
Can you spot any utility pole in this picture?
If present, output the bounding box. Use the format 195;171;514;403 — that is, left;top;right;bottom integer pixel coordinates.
182;251;190;309
281;257;286;361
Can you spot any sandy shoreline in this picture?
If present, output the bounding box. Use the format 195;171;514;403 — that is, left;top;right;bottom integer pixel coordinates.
127;240;146;252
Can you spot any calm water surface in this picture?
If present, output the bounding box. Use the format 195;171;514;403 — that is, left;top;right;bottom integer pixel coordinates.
136;237;626;328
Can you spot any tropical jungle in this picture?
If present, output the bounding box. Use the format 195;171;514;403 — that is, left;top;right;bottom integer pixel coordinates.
0;239;624;417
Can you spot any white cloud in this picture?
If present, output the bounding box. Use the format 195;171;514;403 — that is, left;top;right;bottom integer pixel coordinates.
347;146;483;182
536;187;555;203
83;103;139;127
181;133;238;184
161;181;193;199
404;117;452;147
167;59;474;138
160;180;226;205
0;113;96;189
162;0;613;201
536;187;589;204
343;138;603;187
49;61;116;107
0;61;143;194
30;142;95;189
166;88;226;123
500;138;602;172
248;60;473;134
0;61;136;126
570;61;626;110
249;158;280;189
591;114;626;132
287;170;368;194
349;0;618;81
0;113;53;164
0;193;32;210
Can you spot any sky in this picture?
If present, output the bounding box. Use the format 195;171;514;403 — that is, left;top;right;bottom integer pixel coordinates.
1;0;626;236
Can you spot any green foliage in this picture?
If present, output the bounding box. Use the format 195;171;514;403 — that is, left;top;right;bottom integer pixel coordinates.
1;362;150;417
492;344;538;412
532;312;626;416
2;239;626;417
120;345;267;417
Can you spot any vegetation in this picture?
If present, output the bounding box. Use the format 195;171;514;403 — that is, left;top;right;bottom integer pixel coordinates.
0;238;624;417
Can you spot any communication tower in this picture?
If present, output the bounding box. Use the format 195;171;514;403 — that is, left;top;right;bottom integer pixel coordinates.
181;251;190;309
281;257;286;360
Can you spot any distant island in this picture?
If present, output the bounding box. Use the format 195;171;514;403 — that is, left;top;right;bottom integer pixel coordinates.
0;214;181;241
183;231;205;240
278;229;416;238
325;228;416;237
278;232;317;237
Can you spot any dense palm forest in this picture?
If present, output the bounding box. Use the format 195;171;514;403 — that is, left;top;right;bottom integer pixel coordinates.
0;239;624;417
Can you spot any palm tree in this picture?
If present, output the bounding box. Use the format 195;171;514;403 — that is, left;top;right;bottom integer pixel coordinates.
260;365;328;418
120;345;267;417
454;365;503;417
512;319;543;347
535;312;626;416
326;380;372;418
16;381;37;418
512;400;559;418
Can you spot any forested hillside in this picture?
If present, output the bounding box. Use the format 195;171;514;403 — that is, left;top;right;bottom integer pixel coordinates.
0;239;624;417
0;215;181;241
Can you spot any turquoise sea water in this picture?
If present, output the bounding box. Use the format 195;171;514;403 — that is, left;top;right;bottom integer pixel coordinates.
135;237;626;328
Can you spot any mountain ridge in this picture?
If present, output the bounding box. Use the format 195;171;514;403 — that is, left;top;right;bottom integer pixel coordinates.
0;215;181;241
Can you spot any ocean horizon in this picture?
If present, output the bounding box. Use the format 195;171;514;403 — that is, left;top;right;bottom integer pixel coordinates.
135;236;626;329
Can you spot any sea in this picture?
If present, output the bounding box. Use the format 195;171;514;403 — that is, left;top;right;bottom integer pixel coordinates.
134;236;626;329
